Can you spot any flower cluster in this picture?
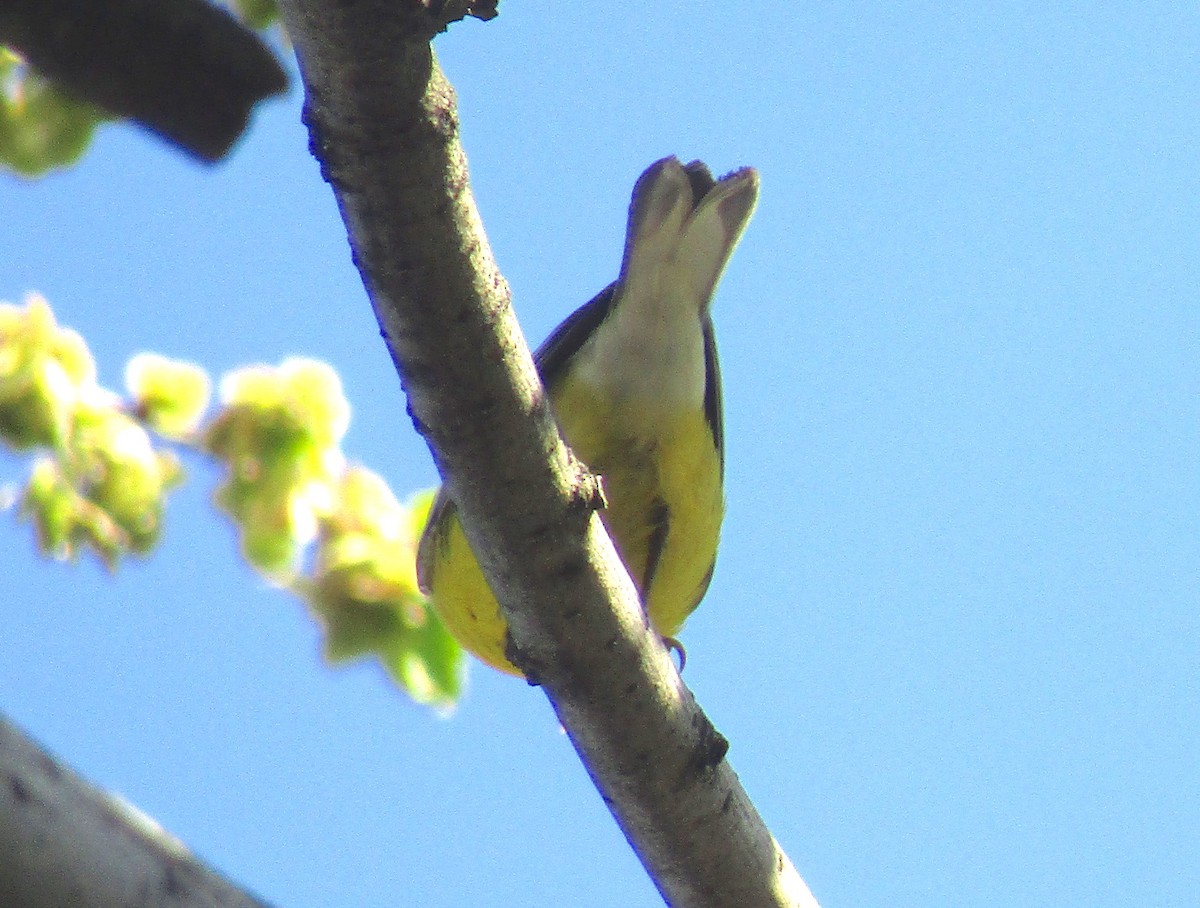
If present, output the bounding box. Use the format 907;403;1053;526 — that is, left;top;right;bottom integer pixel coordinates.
1;294;462;708
1;294;187;563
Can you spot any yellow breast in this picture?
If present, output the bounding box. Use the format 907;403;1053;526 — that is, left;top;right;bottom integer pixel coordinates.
422;371;722;676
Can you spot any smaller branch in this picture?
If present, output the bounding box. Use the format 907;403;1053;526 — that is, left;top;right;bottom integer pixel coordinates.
0;0;288;162
0;713;275;908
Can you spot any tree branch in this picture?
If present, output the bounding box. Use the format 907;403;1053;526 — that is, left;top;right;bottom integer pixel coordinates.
275;2;819;905
0;714;275;908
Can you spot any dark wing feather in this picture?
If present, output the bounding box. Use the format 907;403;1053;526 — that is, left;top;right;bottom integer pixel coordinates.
534;283;617;387
701;314;724;476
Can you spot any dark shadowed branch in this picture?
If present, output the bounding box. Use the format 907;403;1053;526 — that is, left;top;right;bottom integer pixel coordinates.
0;0;287;161
0;715;275;908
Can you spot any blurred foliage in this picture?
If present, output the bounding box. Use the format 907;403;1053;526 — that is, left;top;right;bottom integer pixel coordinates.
0;1;282;177
1;0;465;707
0;49;107;177
228;0;280;31
0;293;464;709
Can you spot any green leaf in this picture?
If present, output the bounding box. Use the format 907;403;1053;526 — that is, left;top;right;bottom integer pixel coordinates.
0;51;106;177
382;607;466;709
228;0;280;31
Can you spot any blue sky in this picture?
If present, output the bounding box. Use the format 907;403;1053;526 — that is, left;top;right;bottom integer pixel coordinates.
3;3;1199;905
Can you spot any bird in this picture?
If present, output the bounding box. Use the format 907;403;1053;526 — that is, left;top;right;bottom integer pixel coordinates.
416;156;759;676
